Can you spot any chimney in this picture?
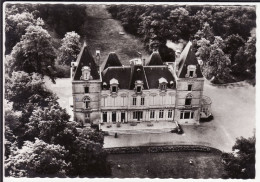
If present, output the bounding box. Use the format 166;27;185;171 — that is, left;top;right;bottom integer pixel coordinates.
174;50;181;72
143;58;146;66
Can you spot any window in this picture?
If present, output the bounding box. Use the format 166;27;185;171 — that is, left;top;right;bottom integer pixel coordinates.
83;97;90;109
180;111;194;119
112;86;117;93
112;112;116;122
150;110;155;119
185;98;192;105
133;111;137;119
133;98;137;105
137;86;142;93
103;112;107;122
188;84;192;91
189;71;194;77
85;87;89;93
168;110;173;118
141;97;145;105
159;77;168;91
159;110;164;118
161;84;167;90
121;112;125;122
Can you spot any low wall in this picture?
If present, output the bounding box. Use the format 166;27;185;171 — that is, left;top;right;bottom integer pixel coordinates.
105;145;222;154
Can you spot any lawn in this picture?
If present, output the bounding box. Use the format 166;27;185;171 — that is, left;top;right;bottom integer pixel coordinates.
81;5;149;66
108;151;224;178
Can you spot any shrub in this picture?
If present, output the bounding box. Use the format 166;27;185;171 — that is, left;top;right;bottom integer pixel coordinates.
116;123;121;127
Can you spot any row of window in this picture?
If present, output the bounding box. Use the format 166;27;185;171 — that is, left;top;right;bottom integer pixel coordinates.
84;84;193;94
101;110;193;122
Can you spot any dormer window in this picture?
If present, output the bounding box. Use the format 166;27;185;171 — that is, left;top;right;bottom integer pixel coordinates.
186;65;197;78
102;82;107;90
110;78;119;94
81;66;91;80
159;77;168;91
135;80;143;94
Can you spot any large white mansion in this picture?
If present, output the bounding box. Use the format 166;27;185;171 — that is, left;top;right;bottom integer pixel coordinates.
71;41;211;129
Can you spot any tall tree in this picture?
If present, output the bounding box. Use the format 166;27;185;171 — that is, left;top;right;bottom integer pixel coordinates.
8;25;56;82
196;36;232;83
57;31;81;65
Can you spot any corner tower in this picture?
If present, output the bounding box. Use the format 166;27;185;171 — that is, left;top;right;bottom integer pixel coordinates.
71;43;101;126
174;42;204;124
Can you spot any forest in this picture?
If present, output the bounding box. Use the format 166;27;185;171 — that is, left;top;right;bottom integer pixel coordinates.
107;5;256;84
4;4;111;177
4;3;256;178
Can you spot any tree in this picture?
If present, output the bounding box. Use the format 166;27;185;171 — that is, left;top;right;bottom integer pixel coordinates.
196;36;232;83
5;138;69;177
67;128;111;177
5;9;44;54
8;25;56;82
57;31;81;65
222;135;255;179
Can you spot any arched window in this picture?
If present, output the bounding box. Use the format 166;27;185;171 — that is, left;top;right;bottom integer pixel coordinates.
185;94;193;106
83;97;91;109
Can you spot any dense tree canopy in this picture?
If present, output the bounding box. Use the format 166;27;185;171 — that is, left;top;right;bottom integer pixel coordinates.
57;31;81;65
8;25;56;82
222;135;255;179
107;5;256;83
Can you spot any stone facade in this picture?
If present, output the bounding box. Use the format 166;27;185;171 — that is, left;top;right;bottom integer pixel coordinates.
71;41;211;128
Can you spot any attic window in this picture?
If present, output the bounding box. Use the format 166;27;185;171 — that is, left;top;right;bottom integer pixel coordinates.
135;80;143;94
186;65;197;78
110;78;119;94
159;77;168;91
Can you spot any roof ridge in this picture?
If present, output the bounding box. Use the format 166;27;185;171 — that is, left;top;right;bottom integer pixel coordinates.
143;66;150;89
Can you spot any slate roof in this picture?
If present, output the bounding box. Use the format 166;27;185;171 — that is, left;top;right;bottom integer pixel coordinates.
144;66;175;89
146;51;163;65
129;65;149;90
102;67;131;89
101;65;175;90
177;41;203;78
73;44;100;81
101;52;122;71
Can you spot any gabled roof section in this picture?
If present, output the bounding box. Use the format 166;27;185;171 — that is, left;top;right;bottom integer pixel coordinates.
101;52;122;71
146;51;163;65
102;67;131;89
73;44;100;80
144;66;175;89
129;65;149;90
177;41;203;78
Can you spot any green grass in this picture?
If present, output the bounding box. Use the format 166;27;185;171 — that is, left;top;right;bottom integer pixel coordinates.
108;151;224;178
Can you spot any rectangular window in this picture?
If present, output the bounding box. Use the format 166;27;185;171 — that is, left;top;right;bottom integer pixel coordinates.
85;101;89;108
159;110;164;118
121;112;125;122
133;111;137;119
85;87;89;93
103;112;107;122
180;111;194;119
150;110;155;119
136;86;141;93
133;98;137;105
188;84;192;91
112;86;117;93
189;71;194;77
112;112;116;122
191;112;194;119
141;97;145;105
184;112;190;119
185;98;192;105
168;110;173;118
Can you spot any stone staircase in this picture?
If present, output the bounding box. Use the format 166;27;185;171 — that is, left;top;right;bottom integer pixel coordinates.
106;128;174;135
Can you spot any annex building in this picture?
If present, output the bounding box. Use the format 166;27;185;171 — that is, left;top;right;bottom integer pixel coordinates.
71;41;212;130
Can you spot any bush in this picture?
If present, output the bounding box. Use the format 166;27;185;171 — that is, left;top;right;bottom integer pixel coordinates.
116;123;121;127
54;64;70;78
130;122;137;126
200;114;214;122
147;123;154;127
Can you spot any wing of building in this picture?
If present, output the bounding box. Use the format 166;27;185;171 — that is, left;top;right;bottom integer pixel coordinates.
71;41;212;129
